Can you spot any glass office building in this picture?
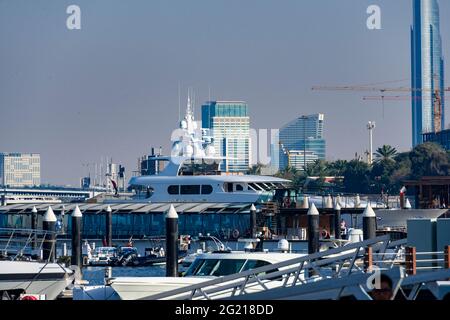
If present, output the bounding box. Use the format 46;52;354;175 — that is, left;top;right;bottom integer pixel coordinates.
411;0;445;147
0;153;40;187
202;101;250;173
277;114;326;171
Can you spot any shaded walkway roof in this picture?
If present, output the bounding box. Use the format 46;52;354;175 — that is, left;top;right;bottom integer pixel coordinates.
0;202;254;215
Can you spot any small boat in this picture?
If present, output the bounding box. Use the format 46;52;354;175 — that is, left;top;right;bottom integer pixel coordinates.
113;247;188;267
0;228;74;300
0;260;74;300
87;247;118;266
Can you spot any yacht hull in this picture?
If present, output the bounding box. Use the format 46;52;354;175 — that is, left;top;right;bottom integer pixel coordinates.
0;261;74;300
375;209;447;229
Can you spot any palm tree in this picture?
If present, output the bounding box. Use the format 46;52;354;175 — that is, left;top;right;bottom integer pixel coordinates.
248;163;264;175
375;145;398;163
328;160;347;176
275;165;299;181
305;160;328;177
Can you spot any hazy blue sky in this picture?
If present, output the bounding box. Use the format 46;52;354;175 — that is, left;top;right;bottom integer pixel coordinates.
2;0;450;186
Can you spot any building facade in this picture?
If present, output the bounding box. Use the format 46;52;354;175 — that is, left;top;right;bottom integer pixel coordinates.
411;0;445;147
277;114;326;171
202;101;250;173
0;153;40;187
423;129;450;150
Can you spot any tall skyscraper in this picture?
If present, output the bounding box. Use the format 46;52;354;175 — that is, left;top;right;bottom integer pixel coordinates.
277;114;325;171
411;0;445;146
0;153;41;187
201;101;250;173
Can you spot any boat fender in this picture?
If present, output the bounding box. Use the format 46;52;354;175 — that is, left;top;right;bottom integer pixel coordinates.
232;229;240;239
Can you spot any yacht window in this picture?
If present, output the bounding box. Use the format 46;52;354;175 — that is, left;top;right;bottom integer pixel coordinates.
261;183;273;190
201;185;213;195
146;187;153;198
224;183;233;193
242;260;280;279
241;260;271;271
248;183;264;191
247;183;258;191
195;259;219;276
167;185;179;195
235;184;244;191
257;183;271;191
211;259;246;276
184;258;205;276
180;185;201;195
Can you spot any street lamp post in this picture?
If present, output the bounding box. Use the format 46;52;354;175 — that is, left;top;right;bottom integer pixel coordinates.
367;121;376;165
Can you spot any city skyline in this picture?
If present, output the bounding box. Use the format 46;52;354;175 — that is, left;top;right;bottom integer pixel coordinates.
3;0;450;186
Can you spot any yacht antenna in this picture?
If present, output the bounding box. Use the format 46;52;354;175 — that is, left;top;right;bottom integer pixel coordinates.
193;89;195;116
178;82;181;122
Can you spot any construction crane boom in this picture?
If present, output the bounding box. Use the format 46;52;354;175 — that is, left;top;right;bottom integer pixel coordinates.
312;80;449;133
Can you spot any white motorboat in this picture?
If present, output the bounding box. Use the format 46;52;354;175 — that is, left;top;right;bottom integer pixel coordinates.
0;260;74;300
0;228;74;300
74;239;307;300
357;208;447;230
87;247;118;266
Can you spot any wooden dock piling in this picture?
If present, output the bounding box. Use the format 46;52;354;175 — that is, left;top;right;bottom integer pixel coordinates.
405;246;417;275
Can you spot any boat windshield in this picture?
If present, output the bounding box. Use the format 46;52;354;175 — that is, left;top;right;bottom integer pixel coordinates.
184;258;272;277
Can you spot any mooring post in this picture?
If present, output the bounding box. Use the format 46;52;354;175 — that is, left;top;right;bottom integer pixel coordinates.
362;204;377;241
302;196;310;209
166;204;179;277
444;245;450;270
336;195;342;208
334;203;341;240
405;246;417;275
43;206;57;262
106;205;112;247
325;195;333;209
31;206;38;250
71;205;83;270
355;194;361;208
307;203;320;254
364;246;373;272
250;204;257;238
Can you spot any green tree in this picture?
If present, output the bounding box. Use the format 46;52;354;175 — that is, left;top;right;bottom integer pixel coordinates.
342;160;371;194
248;163;264;175
328;160;348;176
409;142;450;178
375;145;398;163
305;160;329;177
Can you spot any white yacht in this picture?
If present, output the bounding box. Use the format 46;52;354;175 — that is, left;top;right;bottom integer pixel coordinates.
128;96;289;204
0;260;74;300
129;157;289;203
74;249;306;300
0;228;74;300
